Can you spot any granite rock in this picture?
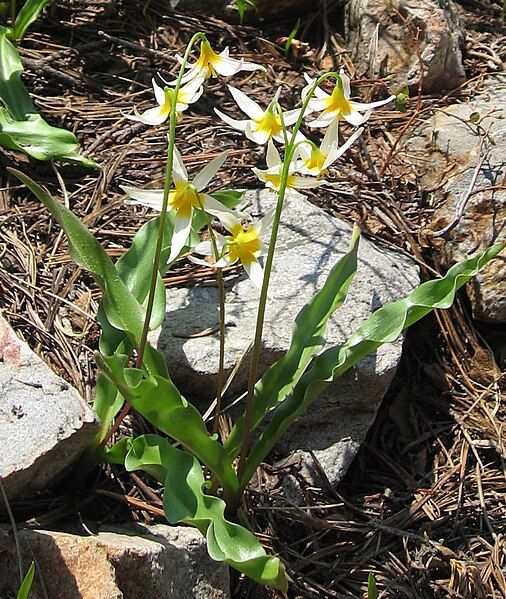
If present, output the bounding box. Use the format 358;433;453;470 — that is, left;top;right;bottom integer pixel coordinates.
0;312;99;501
412;75;505;323
150;190;420;486
0;523;230;598
345;0;466;92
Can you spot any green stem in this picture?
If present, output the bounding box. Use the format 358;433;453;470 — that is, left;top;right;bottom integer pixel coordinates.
100;33;206;448
195;197;227;437
135;32;206;369
9;0;16;24
234;72;340;491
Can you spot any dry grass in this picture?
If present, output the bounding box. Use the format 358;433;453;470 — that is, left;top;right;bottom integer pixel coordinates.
0;1;504;597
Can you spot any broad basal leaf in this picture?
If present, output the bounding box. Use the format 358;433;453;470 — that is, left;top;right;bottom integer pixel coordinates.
12;0;53;41
97;354;239;494
125;435;287;591
0;30;95;166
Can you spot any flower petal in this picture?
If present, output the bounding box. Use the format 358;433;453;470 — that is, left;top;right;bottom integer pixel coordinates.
193;151;229;192
350;96;395;111
121;185;164;210
290;175;327;189
168;213;192;263
172;145;189;183
344;108;371;127
214;56;244;77
323;126;363;169
215;210;243;235
214;108;249;132
125;105;168;126
227;85;264;120
152;79;166;106
266;139;281;169
245;122;271;145
244;258;264;289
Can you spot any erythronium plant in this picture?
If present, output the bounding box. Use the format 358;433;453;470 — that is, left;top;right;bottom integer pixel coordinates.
9;32;504;593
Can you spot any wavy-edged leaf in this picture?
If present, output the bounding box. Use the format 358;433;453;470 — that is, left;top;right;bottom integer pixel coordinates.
242;243;504;485
0;31;95;166
9;169;145;341
225;226;360;459
12;0;53;41
16;562;35;599
125;435;287;591
96;354;239;494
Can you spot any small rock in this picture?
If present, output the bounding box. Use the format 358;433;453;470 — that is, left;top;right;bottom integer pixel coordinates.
150;191;419;486
0;313;99;502
168;0;313;22
0;523;230;599
345;0;466;92
412;75;505;323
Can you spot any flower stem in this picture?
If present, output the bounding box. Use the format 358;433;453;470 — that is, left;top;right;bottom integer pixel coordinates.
195;198;227;437
235;73;339;487
100;33;206;447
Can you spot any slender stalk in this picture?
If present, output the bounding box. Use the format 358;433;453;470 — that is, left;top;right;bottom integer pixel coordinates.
195;197;227;437
235;73;339;486
100;32;206;447
9;0;16;25
135;32;206;369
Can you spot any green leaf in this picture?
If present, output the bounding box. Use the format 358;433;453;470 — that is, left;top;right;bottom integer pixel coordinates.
17;562;35;599
12;0;53;41
285;18;301;58
367;572;378;599
242;243;504;485
8;169;146;342
96;353;239;494
394;86;409;112
234;0;257;24
225;226;360;459
0;28;33;119
0;30;96;166
125;435;287;591
0;109;98;166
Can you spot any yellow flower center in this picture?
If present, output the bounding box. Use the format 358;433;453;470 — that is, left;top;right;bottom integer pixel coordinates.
262;171;297;190
225;226;262;265
305;148;327;172
325;86;352;118
252;109;282;139
168;182;203;218
195;40;221;78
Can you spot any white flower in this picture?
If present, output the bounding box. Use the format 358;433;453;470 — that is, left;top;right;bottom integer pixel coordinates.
215;86;302;145
192;210;274;288
302;70;395;128
169;40;264;85
295;121;364;177
121;146;235;262
124;76;204;126
253;139;326;198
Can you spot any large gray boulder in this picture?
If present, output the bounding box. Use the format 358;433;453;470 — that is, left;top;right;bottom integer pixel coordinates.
413;75;505;323
0;523;230;598
346;0;466;92
150;191;419;486
0;312;99;501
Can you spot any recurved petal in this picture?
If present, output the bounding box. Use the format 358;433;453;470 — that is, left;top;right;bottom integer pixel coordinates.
266;139;281;169
214;108;249;132
121;185;164;210
350;96;395;111
193;151;229;192
171;145;189;183
227;85;264;119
